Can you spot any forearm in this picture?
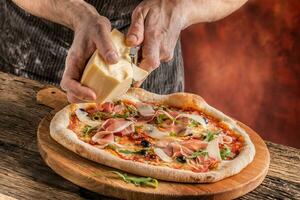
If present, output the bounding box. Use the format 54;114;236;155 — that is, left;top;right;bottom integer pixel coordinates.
12;0;98;30
183;0;247;27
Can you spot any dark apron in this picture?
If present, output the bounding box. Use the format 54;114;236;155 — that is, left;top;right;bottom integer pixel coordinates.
0;0;184;94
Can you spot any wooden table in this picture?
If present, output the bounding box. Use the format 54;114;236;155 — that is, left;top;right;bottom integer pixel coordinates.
0;72;299;200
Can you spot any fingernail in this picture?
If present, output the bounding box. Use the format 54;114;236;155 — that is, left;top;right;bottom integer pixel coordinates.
106;51;119;64
127;34;138;44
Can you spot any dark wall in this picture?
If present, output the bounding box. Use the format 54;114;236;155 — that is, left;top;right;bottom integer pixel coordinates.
181;0;300;148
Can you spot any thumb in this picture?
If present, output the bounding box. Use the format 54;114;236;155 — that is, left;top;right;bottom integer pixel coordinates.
126;8;145;46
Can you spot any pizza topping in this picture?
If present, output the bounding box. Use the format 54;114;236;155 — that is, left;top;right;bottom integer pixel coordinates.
75;108;101;127
140;140;151;147
187;150;208;159
176;155;187;163
220;134;233;144
154;147;173;163
206;136;222;161
68;100;244;173
102;118;133;133
175;114;207;128
102;102;114;112
220;146;232;160
180;139;208;151
142;124;169;139
82;125;93;137
155;110;174;122
91;131;114;145
136;103;155;117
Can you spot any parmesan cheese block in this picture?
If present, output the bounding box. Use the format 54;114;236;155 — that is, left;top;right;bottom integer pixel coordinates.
80;29;148;103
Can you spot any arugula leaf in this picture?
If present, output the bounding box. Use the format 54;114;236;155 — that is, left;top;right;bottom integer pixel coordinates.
106;144;117;150
118;149;138;154
110;171;158;188
118;149;148;155
91;111;106;121
220;146;231;160
126;105;138;116
205;131;216;142
82;125;93;137
169;131;177;137
155;114;169;124
112;112;129;119
189;119;200;127
187;150;208;159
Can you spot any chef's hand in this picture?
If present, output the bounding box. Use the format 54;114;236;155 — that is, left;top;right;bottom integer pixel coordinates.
60;4;119;103
126;0;189;73
126;0;248;76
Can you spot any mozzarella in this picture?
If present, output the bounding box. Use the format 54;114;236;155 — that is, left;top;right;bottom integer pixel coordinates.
206;136;222;161
142;124;169;139
80;29;148;103
176;114;207;128
75;109;101;128
154;148;173;163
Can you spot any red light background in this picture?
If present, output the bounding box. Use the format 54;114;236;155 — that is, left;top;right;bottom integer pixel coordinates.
181;0;300;148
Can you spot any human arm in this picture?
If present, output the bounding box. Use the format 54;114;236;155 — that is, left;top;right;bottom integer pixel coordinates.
126;0;247;72
12;0;119;102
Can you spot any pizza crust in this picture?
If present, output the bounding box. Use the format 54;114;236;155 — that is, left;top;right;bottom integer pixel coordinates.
50;88;255;183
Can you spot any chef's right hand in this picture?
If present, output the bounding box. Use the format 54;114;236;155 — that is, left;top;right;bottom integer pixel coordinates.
60;3;119;103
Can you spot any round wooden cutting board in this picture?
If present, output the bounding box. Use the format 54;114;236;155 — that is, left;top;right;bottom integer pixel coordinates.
37;88;270;200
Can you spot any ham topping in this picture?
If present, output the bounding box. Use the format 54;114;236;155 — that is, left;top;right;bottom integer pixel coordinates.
102;102;114;112
75;108;101;127
136;102;155;117
91;131;114;145
102;118;133;133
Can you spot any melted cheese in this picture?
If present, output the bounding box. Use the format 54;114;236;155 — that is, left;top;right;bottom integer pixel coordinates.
80;29;148;103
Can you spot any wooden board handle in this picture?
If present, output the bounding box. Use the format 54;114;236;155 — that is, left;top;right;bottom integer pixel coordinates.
37;87;68;111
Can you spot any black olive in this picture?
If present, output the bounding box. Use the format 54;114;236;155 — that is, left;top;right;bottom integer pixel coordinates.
93;116;99;120
140;140;151;147
204;117;209;124
138;149;148;156
79;108;85;112
176;156;186;163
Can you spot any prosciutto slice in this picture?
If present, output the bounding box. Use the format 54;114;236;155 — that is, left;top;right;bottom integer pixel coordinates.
180;139;208;151
102;118;133;133
91;131;114;145
136;102;155;117
75;108;101;128
102;102;114;112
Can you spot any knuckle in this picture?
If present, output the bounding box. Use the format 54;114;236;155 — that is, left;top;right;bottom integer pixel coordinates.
133;6;144;17
149;29;163;39
97;16;111;28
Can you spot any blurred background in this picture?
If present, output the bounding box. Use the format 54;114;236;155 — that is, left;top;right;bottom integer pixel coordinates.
181;0;300;148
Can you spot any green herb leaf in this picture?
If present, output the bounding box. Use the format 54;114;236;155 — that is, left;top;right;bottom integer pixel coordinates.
118;148;148;155
155;114;169;124
187;150;208;159
82;125;93;137
220;146;231;160
112;112;130;119
169;131;177;137
189;119;200;127
127;105;138;116
110;171;158;188
106;144;117;150
205;131;216;142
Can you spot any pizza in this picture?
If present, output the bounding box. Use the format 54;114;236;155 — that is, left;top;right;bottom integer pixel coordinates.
50;88;255;183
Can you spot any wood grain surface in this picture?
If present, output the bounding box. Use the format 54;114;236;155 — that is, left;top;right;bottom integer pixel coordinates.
0;72;299;199
36;88;269;200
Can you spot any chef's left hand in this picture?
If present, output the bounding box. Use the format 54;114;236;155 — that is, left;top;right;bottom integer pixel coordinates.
126;0;189;73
